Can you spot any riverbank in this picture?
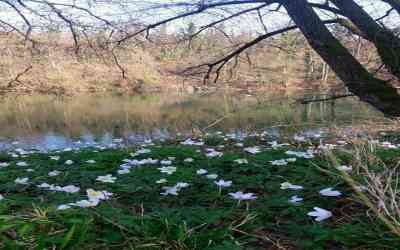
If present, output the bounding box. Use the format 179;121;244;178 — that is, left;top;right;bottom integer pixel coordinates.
1;132;400;249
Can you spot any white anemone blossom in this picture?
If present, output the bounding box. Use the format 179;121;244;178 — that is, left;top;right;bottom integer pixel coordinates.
65;160;74;165
270;159;288;166
48;170;61;177
280;182;304;190
234;159;248;164
319;187;342;197
196;169;208;175
228;191;257;201
160;182;190;196
156;178;167;184
337;165;352;172
215;180;232;188
16;161;29;167
307;207;332;221
86;189;113;201
206;174;218;179
50;156;60;161
15;177;29;185
0;162;10;167
244;146;261;154
96;174;117;183
289;195;303;204
158;166;177;175
184;158;194;162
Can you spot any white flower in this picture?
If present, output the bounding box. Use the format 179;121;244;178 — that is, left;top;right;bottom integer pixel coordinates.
158;166;177;175
65;160;74;165
214;180;232;188
15;177;29;185
48;170;61;177
307;207;332;222
0;194;4;200
206;174;218;179
337;165;352;172
96;174;117;183
16;161;28;167
156;178;167;184
26;168;35;172
244;146;261;154
37;183;52;188
294;135;306;142
57;204;71;210
160;160;172;165
181;139;204;146
136;148;151;154
319;187;342;197
60;185;80;193
74;199;100;208
196;169;208;175
160;186;179;196
50;156;60;161
280;182;303;190
118;169;130;175
234;159;248;164
0;162;10;168
86;160;96;164
270;159;288;166
184;158;194;163
235;143;244;147
289;195;303;204
86;189;113;201
206;149;223;158
175;182;190;188
228;191;257;201
286;158;297;162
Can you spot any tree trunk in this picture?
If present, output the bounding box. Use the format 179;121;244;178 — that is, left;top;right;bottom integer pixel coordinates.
382;0;400;15
330;0;400;80
282;0;400;116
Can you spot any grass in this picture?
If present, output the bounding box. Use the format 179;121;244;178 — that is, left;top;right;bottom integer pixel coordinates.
0;134;399;249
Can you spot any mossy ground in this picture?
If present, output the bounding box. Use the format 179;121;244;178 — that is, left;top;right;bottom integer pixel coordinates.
0;135;399;249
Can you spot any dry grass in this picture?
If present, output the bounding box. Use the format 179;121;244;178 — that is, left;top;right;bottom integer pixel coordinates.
327;141;400;237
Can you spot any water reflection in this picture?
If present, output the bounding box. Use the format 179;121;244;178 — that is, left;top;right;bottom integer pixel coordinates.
0;91;381;150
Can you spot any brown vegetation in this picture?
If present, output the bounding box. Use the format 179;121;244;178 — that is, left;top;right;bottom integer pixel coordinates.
0;24;388;95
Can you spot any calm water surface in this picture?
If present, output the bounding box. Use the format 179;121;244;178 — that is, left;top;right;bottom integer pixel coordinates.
0;91;382;150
